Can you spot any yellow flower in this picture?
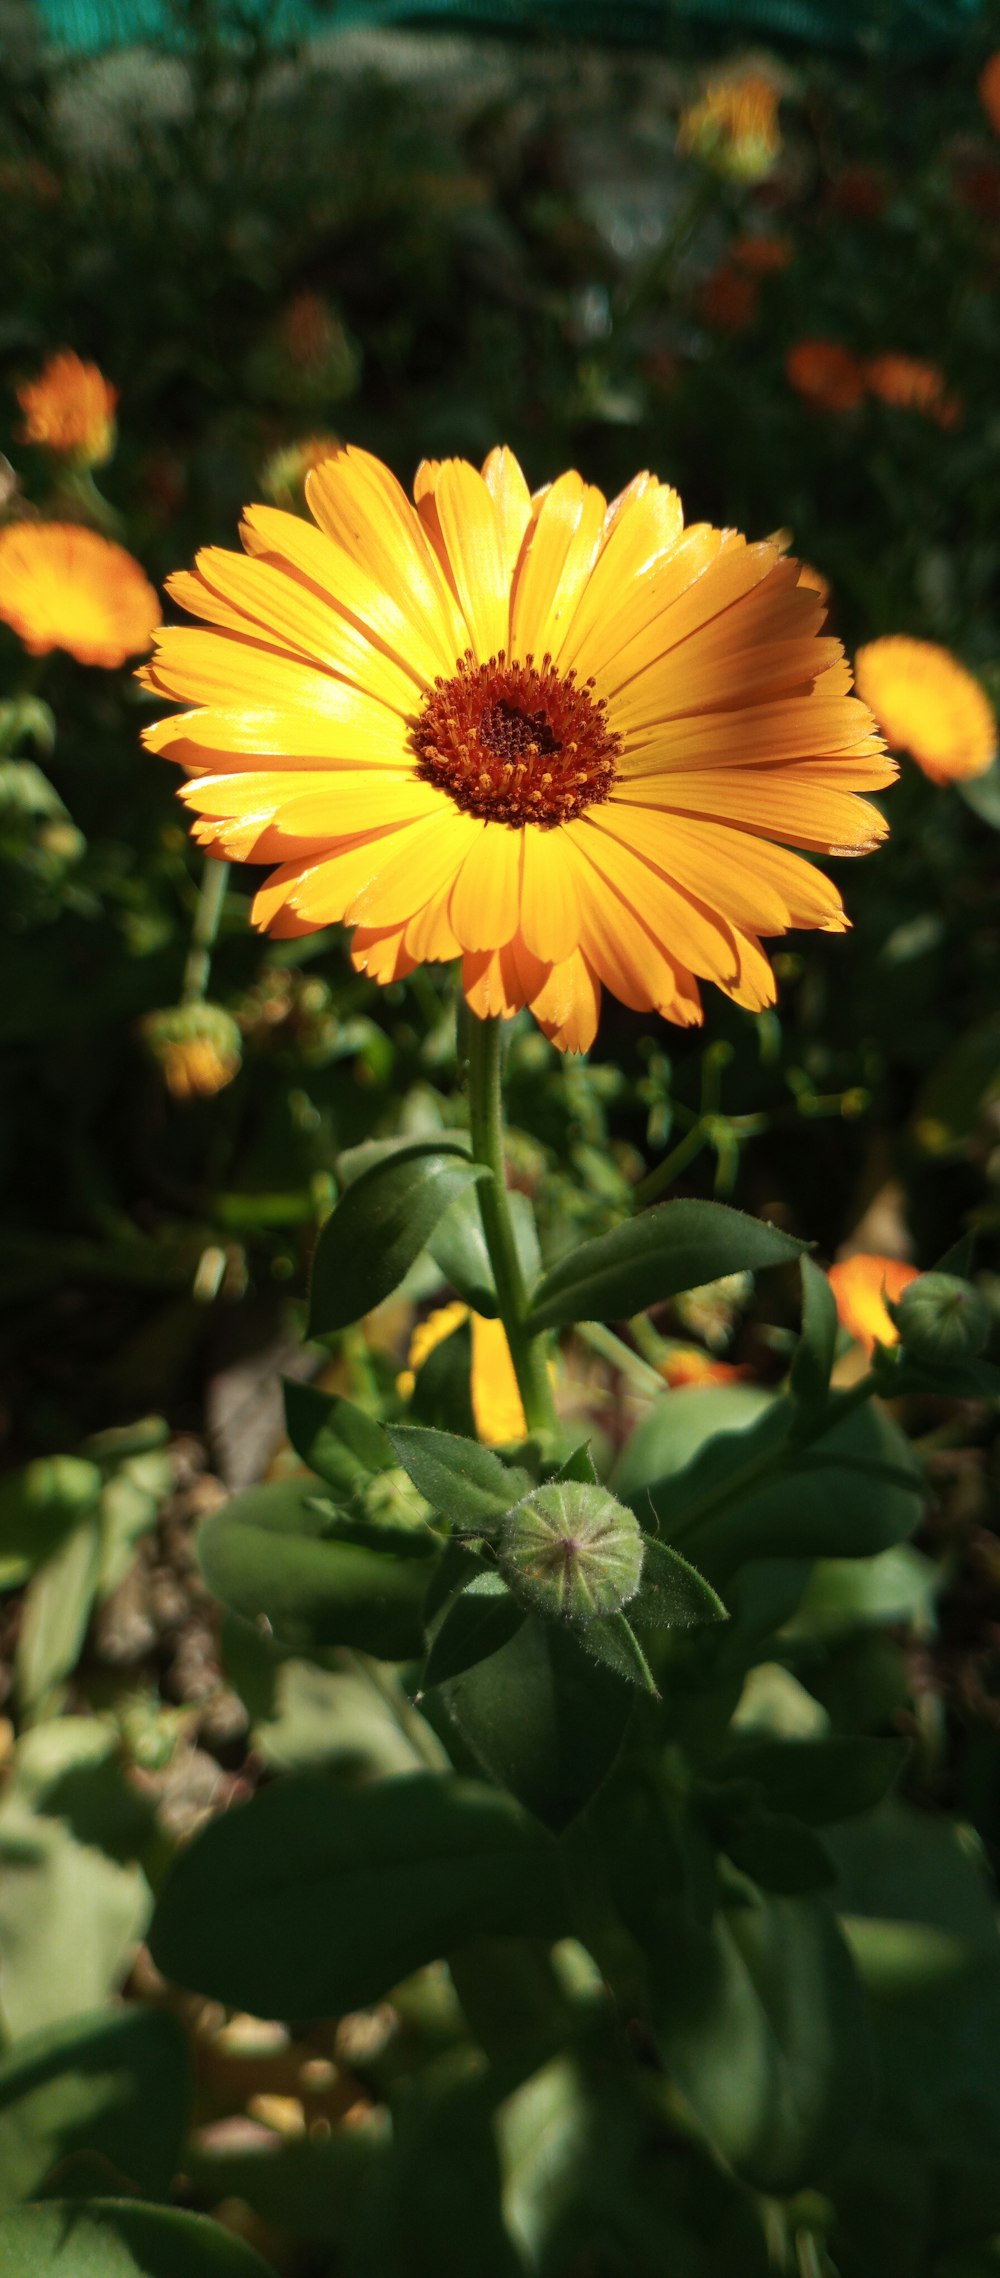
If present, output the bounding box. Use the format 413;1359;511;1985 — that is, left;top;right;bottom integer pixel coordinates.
677;72;782;183
854;637;997;786
786;340;867;414
827;1253;919;1354
0;522;160;668
979;53;1000;135
865;354;961;430
17;350;118;467
141;1002;242;1100
397;1303;527;1444
142;443;891;1054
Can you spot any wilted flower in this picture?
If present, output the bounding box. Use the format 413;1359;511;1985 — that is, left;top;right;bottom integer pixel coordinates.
828;1252;918;1353
142;1002;242;1100
786;341;867;413
678;71;782;184
0;522;160;667
397;1301;527;1444
866;354;961;429
144;443;890;1053
854;637;996;786
17;350;118;467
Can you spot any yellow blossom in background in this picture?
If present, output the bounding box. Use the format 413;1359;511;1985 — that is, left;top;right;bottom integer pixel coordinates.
979;53;1000;135
677;71;782;184
141;1002;243;1100
854;637;997;786
261;435;342;512
827;1253;919;1354
17;350;118;467
0;522;160;667
143;443;891;1054
786;340;867;413
866;354;962;430
397;1303;527;1443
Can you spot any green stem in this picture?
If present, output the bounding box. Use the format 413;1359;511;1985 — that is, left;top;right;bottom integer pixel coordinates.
463;1011;557;1438
667;1367;881;1548
182;856;230;1005
631;1121;710;1209
576;1320;665;1397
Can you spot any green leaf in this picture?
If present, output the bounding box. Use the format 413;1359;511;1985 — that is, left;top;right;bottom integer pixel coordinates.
526;1200;805;1330
198;1479;434;1659
721;1813;836;1895
283;1382;394;1495
653;1891;873;2191
309;1146;490;1335
578;1612;659;1694
790;1254;839;1421
16;1518;102;1714
445;1616;633;1829
0;1723;150;2040
0;2007;190;2208
550;1442;599;1485
715;1736;907;1826
0;2201;278;2276
387;1425;531;1533
429;1184;541;1320
0;1459;101;1594
637;1537;728;1630
421;1572;525;1690
149;1772;566;2016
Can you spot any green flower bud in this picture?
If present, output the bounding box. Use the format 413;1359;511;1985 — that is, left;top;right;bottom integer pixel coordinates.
894;1272;991;1366
497;1482;644;1622
141;1002;242;1100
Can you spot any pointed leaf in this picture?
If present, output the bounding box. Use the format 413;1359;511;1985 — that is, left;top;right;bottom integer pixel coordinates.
790;1254;839;1422
309;1146;491;1334
551;1442;599;1485
387;1425;531;1532
198;1479;434;1659
445;1616;633;1829
637;1536;728;1629
0;2007;190;2209
722;1813;836;1895
422;1572;525;1690
577;1612;659;1694
0;2201;278;2276
527;1200;805;1330
715;1736;907;1826
283;1383;393;1495
149;1773;567;2015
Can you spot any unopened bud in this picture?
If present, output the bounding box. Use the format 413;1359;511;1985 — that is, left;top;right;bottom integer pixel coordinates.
894;1272;991;1366
141;1001;242;1101
497;1482;644;1622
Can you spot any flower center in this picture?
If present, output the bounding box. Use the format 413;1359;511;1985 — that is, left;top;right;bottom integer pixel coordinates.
409;650;621;828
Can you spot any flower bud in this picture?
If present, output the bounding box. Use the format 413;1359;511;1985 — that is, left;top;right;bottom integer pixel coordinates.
141;1002;242;1101
894;1273;991;1367
497;1482;644;1622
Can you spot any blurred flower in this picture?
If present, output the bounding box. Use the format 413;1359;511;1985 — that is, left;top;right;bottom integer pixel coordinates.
0;522;160;667
827;1253;919;1353
261;435;342;512
698;263;758;332
238;965;340;1063
978;53;1000;136
144;443;891;1053
659;1344;748;1388
254;294;360;409
952;152;1000;222
397;1302;526;1444
141;1002;242;1100
730;232;793;273
678;71;782;184
786;340;866;412
854;636;996;785
865;353;962;429
17;350;118;468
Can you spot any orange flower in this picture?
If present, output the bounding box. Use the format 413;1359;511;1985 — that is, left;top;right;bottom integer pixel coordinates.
797;562;831;609
827;1254;919;1354
142;443;891;1054
854;636;996;786
866;353;961;429
979;53;1000;136
0;522;160;668
141;1003;242;1100
678;72;782;184
660;1345;747;1389
731;232;793;274
17;350;118;467
698;264;758;332
786;341;867;413
398;1302;527;1444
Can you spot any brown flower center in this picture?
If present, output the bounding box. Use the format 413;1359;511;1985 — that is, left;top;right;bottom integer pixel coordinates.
409;650;621;828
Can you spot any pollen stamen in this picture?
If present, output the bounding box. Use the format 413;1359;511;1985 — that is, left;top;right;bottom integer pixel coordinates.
409;652;621;828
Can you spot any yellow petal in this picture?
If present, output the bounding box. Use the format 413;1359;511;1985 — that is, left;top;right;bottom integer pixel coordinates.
481;447;533;584
470;1312;528;1444
350;924;417;982
617;768;889;852
143;698;406;770
307;446;468;675
448;822;522;951
528;948;602;1053
509;472;606;663
345;807;477;929
519;824;583;961
189;548;424;712
606;803;848;934
404;892;462;963
621;689;883;772
572;809;740;986
462;946;523;1021
417;458;509;664
240;502;447;686
561;497;712;681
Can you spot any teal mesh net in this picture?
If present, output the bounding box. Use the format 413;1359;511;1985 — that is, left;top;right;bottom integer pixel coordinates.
27;0;990;56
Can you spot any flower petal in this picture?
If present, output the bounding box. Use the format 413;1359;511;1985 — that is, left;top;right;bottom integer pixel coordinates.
416;459;510;663
509;472;606;663
305;446;469;673
519;824;583;961
448;821;522;951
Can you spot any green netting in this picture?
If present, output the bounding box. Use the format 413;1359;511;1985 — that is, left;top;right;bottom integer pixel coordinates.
27;0;990;56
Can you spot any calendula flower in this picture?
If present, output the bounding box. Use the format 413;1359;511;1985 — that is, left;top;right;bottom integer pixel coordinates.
398;1302;526;1444
786;341;867;413
141;1002;242;1100
866;354;961;429
827;1253;919;1354
660;1345;747;1388
854;637;997;786
0;522;160;668
143;443;891;1053
979;53;1000;136
730;232;793;274
17;350;118;467
678;72;781;184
